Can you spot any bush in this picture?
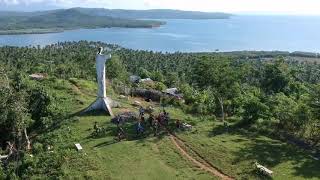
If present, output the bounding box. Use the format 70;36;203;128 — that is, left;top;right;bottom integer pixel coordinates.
150;71;164;82
0;164;5;179
154;82;167;91
106;55;129;83
238;94;269;127
32;142;44;154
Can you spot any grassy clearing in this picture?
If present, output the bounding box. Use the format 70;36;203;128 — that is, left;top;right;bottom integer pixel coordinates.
33;78;319;179
37;78;214;179
176;120;320;180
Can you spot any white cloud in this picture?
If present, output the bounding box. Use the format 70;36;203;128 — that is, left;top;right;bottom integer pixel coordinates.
1;0;320;15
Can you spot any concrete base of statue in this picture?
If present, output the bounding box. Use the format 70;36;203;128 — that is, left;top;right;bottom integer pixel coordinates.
84;97;114;117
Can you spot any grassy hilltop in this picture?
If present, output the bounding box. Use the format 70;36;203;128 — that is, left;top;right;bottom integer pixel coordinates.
12;77;318;179
0;41;319;179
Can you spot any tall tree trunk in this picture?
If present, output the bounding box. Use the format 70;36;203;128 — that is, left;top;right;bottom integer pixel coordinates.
24;128;31;151
218;97;225;122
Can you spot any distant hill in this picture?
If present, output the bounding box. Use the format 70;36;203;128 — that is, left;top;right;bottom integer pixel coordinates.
0;8;165;35
0;8;232;19
72;8;232;19
0;8;231;35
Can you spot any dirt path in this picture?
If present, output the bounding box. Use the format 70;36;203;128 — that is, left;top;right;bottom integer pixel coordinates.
169;134;234;180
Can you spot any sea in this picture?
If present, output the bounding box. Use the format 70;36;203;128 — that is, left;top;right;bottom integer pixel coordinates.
0;15;320;53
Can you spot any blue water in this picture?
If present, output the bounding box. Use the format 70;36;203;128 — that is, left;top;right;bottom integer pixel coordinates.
0;15;320;52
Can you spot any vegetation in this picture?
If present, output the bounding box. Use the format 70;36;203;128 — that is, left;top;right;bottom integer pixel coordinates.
0;41;319;179
0;9;165;35
0;7;231;20
72;7;232;19
0;7;233;35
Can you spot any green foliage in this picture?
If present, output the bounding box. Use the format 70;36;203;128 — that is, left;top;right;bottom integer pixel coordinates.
150;71;165;83
0;8;164;34
192;56;241;119
28;87;53;126
179;84;216;115
239;94;269;126
106;55;128;83
1;41;320;178
179;83;196;104
137;68;151;79
309;84;320;119
165;72;180;87
0;164;4;179
270;93;310;131
261;58;291;94
32;142;44;154
154;82;167;91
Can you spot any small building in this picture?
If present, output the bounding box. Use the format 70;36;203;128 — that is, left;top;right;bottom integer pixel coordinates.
29;73;47;80
164;88;184;100
129;75;141;83
139;78;153;83
165;88;178;95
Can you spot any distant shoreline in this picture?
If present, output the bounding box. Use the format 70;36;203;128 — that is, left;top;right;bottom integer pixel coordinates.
0;29;64;35
0;25;165;35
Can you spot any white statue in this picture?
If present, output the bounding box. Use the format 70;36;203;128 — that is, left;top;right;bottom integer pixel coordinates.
84;47;114;116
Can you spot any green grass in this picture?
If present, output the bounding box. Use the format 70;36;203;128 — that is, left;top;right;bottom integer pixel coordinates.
176;120;320;180
31;78;319;179
34;78;214;179
60;113;214;180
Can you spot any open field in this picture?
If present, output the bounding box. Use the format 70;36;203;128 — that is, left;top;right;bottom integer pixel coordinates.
31;78;320;179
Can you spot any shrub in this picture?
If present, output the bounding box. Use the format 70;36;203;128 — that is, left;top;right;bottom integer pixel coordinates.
32;142;44;154
154;82;167;91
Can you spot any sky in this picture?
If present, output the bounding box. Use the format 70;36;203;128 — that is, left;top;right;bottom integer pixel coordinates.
1;0;320;15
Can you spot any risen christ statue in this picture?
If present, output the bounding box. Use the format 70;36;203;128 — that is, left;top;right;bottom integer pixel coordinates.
84;47;114;116
96;47;111;98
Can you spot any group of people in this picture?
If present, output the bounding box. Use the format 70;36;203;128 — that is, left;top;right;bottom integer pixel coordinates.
136;106;170;136
95;106;172;141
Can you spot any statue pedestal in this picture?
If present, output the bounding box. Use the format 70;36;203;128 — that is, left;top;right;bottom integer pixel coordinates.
84;97;114;117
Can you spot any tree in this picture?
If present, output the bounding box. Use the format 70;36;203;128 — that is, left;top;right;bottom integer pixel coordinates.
9;91;33;151
28;87;53;128
155;82;167;91
165;72;180;87
193;56;241;120
309;84;320;118
150;71;164;83
261;58;291;94
270;93;298;130
0;164;4;178
307;84;320;146
106;55;128;82
238;93;269;126
138;67;151;79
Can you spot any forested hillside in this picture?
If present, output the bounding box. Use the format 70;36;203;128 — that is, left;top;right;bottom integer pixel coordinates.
0;8;231;20
0;7;232;35
0;41;319;179
0;9;165;35
73;8;232;19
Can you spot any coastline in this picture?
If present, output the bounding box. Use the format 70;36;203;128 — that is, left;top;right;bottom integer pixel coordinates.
0;29;65;35
0;24;166;35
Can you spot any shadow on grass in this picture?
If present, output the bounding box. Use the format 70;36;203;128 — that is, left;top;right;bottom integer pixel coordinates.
206;124;320;179
208;124;241;137
88;120;174;148
73;109;112;117
94;140;118;148
40;109;111;136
